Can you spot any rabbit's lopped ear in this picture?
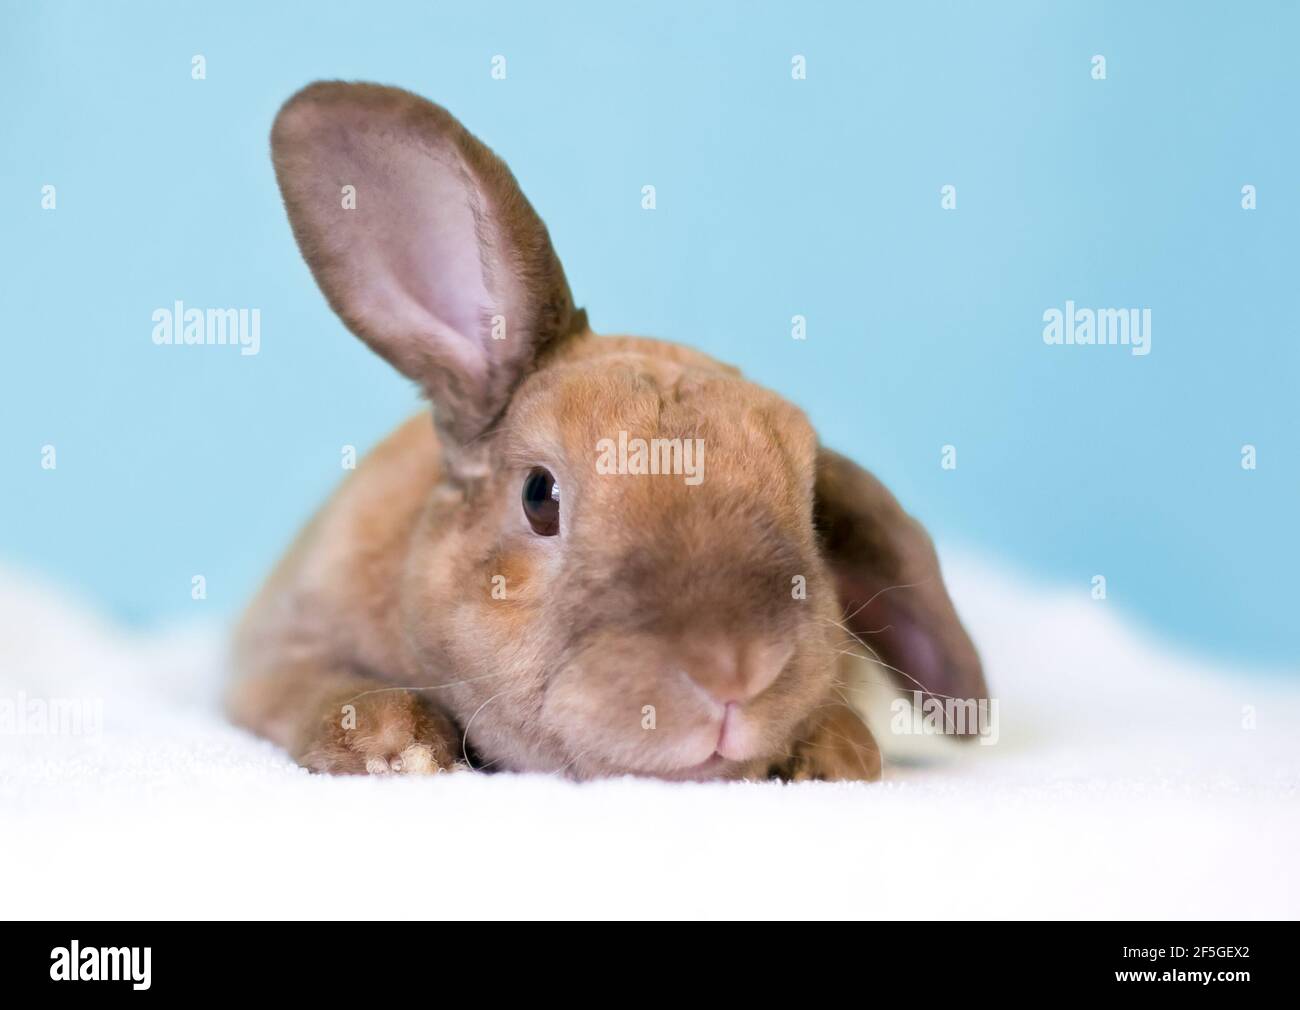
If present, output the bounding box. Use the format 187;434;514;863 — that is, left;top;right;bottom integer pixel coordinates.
814;448;988;725
271;81;585;459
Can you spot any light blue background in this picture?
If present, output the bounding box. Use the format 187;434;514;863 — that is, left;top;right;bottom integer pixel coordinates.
1;1;1296;669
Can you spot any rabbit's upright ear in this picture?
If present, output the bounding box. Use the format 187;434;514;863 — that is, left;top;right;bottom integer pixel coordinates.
815;448;988;721
271;81;584;458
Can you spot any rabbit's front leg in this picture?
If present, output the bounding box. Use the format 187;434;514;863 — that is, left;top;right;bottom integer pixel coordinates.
228;662;465;776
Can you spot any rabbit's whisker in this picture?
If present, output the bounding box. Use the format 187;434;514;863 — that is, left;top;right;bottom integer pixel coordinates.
340;669;512;705
839;577;935;625
460;688;515;771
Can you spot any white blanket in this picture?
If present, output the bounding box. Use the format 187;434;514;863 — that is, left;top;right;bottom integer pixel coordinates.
2;555;1296;919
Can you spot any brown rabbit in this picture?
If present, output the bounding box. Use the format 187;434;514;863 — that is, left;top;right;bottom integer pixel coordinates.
227;81;986;782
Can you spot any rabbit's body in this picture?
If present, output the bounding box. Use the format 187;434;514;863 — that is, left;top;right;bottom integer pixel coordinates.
227;82;986;781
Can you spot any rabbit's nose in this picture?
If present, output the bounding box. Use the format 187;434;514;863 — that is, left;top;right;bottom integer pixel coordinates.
681;636;794;705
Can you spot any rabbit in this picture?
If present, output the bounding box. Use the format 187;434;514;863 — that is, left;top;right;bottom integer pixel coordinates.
227;81;987;782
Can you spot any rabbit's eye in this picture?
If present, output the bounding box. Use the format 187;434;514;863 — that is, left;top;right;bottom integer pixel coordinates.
522;467;560;536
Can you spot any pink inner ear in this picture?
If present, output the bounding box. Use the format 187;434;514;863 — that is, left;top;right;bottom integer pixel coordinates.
327;131;496;383
389;157;494;348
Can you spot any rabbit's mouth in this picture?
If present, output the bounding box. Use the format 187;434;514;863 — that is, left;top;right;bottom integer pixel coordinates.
714;700;758;759
633;704;764;781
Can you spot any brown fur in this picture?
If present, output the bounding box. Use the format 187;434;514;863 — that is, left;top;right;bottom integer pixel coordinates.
227;82;985;782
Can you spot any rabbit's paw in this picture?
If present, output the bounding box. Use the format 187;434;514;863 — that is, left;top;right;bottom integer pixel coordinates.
292;687;463;776
775;703;881;782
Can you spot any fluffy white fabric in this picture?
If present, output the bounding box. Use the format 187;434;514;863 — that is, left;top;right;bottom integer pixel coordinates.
2;554;1296;920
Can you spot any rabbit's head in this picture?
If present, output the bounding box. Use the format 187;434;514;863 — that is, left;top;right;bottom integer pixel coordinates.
272;82;985;779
